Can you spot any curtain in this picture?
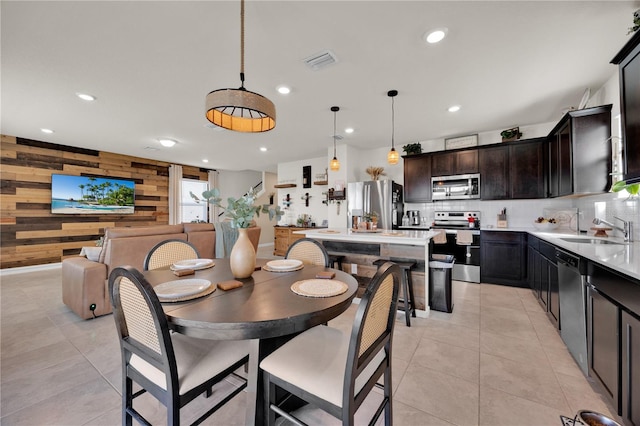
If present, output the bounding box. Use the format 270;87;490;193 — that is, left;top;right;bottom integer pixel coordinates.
168;164;183;225
208;170;219;223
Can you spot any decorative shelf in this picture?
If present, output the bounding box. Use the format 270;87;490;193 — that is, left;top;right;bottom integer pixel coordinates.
274;184;297;188
313;180;328;186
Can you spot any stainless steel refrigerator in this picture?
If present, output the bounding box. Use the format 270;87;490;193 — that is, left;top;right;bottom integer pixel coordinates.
347;180;404;230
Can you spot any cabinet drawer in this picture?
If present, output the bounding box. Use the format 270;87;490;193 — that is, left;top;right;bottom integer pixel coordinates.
588;263;640;315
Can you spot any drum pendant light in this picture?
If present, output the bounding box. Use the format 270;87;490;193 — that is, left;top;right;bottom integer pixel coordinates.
205;0;275;132
330;106;340;171
387;90;399;165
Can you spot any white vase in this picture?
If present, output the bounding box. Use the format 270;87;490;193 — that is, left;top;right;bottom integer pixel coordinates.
230;228;256;279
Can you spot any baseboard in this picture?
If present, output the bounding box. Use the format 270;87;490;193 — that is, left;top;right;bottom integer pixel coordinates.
1;262;62;276
258;242;274;248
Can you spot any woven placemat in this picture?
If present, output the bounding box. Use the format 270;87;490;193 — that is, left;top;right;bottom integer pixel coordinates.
158;284;216;303
291;279;348;298
263;264;304;273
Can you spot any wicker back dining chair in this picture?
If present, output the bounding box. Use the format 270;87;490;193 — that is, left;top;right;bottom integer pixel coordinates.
285;238;330;267
143;239;200;271
260;261;401;425
109;266;250;426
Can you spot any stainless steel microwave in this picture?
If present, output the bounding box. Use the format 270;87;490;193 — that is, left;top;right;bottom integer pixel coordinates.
431;174;480;200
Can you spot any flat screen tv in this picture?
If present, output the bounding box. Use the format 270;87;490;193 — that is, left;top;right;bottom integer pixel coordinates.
51;174;135;214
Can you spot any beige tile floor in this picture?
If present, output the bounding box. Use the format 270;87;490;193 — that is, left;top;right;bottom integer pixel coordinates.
0;248;620;425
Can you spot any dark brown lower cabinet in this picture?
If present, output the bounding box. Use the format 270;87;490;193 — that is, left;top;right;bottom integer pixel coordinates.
587;285;620;411
587;262;640;419
548;261;559;327
622;310;640;426
480;231;527;287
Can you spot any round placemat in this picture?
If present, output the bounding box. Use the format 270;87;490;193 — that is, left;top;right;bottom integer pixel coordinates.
291;279;348;298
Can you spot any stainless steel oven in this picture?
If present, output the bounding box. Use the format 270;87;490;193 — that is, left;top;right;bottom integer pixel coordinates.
430;211;481;283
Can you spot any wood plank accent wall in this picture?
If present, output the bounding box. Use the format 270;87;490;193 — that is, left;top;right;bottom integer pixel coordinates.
0;135;209;269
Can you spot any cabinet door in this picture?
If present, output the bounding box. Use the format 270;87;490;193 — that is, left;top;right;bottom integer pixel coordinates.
622;311;640;425
588;286;620;411
479;146;509;200
456;150;478;174
619;38;640;183
548;261;559;328
274;228;289;256
431;152;455;176
558;122;573;196
549;135;559;197
510;140;546;199
539;256;549;309
403;155;431;202
480;231;527;286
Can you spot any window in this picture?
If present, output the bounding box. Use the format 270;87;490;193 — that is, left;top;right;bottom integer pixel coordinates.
181;179;208;223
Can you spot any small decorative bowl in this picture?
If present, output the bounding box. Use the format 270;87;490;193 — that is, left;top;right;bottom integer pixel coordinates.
532;221;559;231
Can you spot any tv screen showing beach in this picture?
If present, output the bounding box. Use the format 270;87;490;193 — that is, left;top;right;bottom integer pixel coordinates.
51;174;135;214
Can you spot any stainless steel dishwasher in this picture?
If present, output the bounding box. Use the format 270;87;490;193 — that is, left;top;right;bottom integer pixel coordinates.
556;248;588;375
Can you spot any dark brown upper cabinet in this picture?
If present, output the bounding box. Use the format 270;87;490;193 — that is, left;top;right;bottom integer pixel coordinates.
479;138;546;200
612;30;640;184
547;105;612;197
431;149;478;177
403;153;432;202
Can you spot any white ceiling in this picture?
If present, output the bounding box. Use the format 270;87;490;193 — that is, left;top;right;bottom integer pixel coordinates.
2;1;638;173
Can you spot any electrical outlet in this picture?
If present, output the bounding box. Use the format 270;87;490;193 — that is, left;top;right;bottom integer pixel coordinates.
350;263;358;274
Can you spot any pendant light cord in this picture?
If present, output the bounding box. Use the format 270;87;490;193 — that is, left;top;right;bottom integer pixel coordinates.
391;95;395;150
333;109;337;156
240;0;245;88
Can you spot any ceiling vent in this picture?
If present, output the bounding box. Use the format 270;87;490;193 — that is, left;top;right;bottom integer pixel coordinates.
304;50;338;71
333;135;343;140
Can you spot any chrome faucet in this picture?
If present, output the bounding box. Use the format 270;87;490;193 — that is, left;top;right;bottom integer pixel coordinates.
592;217;634;242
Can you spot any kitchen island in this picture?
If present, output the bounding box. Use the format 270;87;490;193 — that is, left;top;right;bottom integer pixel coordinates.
294;228;438;316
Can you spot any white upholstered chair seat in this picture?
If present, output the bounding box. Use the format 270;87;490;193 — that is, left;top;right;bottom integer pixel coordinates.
130;334;250;395
259;325;385;408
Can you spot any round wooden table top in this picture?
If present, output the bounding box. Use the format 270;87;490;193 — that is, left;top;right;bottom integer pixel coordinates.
142;258;358;340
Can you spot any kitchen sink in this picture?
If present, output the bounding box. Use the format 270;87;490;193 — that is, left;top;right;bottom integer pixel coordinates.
560;238;625;245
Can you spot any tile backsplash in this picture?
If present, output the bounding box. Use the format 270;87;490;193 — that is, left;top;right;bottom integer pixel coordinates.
406;193;638;241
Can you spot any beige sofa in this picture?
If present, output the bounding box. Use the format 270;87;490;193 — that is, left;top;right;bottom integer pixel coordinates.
62;223;261;319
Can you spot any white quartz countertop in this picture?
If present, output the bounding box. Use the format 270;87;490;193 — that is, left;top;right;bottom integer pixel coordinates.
293;228;435;246
528;231;640;281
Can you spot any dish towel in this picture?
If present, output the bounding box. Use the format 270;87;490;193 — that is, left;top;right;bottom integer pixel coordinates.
432;230;447;244
214;221;239;258
456;230;473;245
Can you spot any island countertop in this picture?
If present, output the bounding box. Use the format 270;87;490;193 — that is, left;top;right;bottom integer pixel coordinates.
293;228;437;245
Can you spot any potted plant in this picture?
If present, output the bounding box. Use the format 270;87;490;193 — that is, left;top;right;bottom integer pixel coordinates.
402;143;423;156
611;180;640;199
501;127;522;142
191;187;283;278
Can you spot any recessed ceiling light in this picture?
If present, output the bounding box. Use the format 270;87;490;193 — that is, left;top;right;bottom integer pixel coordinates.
41;128;54;134
276;85;291;95
448;105;461;112
425;28;448;44
76;93;96;101
202;159;209;163
344;128;354;134
158;138;177;147
260;147;268;152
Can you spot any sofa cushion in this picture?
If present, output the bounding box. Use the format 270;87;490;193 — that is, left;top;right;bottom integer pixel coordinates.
99;224;185;263
104;233;187;273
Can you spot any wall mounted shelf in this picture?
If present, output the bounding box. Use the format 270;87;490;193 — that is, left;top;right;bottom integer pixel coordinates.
274;184;297;188
313;180;328;186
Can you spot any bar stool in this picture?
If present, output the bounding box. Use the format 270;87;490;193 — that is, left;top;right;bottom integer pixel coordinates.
373;258;416;326
328;253;345;271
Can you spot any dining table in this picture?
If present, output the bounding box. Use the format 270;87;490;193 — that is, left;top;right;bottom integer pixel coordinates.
142;257;359;426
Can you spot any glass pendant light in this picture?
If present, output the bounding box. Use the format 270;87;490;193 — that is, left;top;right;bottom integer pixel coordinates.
387;90;399;165
205;0;275;132
330;106;340;171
